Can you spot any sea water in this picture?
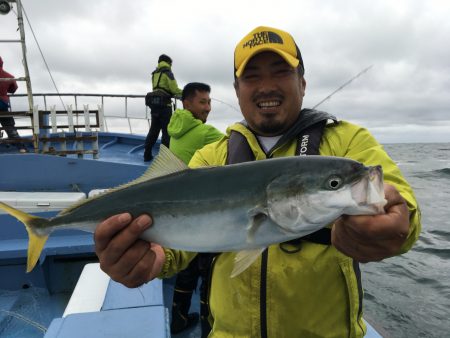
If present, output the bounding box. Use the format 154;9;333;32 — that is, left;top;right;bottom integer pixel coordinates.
362;143;450;337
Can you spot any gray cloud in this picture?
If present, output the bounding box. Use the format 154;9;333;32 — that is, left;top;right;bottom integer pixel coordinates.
2;0;449;143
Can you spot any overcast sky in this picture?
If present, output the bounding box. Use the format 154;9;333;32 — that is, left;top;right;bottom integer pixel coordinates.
1;0;449;143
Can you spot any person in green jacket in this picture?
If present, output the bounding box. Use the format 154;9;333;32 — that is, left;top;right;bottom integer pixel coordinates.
167;82;224;336
144;54;182;162
168;82;224;164
94;26;421;337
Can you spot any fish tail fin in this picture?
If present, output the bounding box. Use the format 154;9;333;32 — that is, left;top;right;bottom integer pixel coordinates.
0;202;50;272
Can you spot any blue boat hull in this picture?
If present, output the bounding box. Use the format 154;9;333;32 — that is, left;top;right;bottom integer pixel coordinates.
0;132;150;194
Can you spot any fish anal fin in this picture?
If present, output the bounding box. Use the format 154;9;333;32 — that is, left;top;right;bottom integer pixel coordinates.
231;248;266;278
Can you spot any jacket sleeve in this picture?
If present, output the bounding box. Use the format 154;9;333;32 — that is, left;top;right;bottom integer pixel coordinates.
326;123;421;254
163;72;182;97
159;249;197;278
204;125;225;145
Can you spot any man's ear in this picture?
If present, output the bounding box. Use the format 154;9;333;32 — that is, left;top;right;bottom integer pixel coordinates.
300;77;306;97
234;80;240;99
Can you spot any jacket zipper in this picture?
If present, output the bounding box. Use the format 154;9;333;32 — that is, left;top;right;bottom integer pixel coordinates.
206;255;219;326
259;153;272;338
260;249;268;338
353;260;364;333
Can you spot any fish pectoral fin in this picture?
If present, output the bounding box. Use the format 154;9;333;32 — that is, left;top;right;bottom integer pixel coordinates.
231;248;266;278
246;207;268;243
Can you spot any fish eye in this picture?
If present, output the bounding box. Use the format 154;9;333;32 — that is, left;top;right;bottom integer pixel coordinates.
327;176;342;190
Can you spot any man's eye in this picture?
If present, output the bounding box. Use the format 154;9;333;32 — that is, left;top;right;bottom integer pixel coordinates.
275;68;292;76
243;73;258;80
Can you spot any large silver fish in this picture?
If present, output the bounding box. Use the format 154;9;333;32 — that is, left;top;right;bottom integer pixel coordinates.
0;145;386;275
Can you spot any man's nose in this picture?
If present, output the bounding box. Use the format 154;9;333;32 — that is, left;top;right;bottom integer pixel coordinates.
257;75;278;93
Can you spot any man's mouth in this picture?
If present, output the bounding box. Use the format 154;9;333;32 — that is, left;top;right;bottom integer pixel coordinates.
257;100;281;109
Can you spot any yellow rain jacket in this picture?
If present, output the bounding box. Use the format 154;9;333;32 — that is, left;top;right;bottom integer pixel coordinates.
160;120;421;338
151;61;182;98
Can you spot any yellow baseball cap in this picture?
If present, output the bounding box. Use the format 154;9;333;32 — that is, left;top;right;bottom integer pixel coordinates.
234;26;304;78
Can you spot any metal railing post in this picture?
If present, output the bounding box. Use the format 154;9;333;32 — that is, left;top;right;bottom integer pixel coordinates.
51;105;57;134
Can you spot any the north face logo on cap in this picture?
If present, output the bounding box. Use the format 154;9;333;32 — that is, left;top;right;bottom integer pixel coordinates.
242;31;283;49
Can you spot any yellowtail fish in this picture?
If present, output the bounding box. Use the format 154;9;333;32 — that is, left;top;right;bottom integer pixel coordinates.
0;145;386;276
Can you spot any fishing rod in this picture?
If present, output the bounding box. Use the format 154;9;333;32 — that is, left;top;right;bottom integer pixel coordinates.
312;65;373;109
211;97;240;113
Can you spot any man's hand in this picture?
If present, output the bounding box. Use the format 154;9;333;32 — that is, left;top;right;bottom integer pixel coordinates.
94;213;165;288
332;184;410;263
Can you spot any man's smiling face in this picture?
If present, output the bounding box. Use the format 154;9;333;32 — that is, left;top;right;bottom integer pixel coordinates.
234;52;306;136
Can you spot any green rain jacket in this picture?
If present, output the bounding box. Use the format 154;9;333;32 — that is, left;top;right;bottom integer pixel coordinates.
160;120;421;338
152;61;182;98
167;109;224;164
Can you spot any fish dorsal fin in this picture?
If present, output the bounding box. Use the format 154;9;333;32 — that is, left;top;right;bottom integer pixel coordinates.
141;144;189;181
59;145;188;216
231;248;266;278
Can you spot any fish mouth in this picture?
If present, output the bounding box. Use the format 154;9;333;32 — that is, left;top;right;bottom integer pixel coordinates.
348;165;386;215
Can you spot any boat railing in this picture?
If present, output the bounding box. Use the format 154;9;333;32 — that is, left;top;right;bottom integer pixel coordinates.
2;93;164;157
7;92;157;135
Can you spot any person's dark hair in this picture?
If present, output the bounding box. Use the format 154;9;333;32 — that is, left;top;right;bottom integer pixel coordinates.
182;82;211;101
158;54;172;65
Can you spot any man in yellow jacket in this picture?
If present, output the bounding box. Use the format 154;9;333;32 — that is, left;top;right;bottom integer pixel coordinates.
94;26;421;337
